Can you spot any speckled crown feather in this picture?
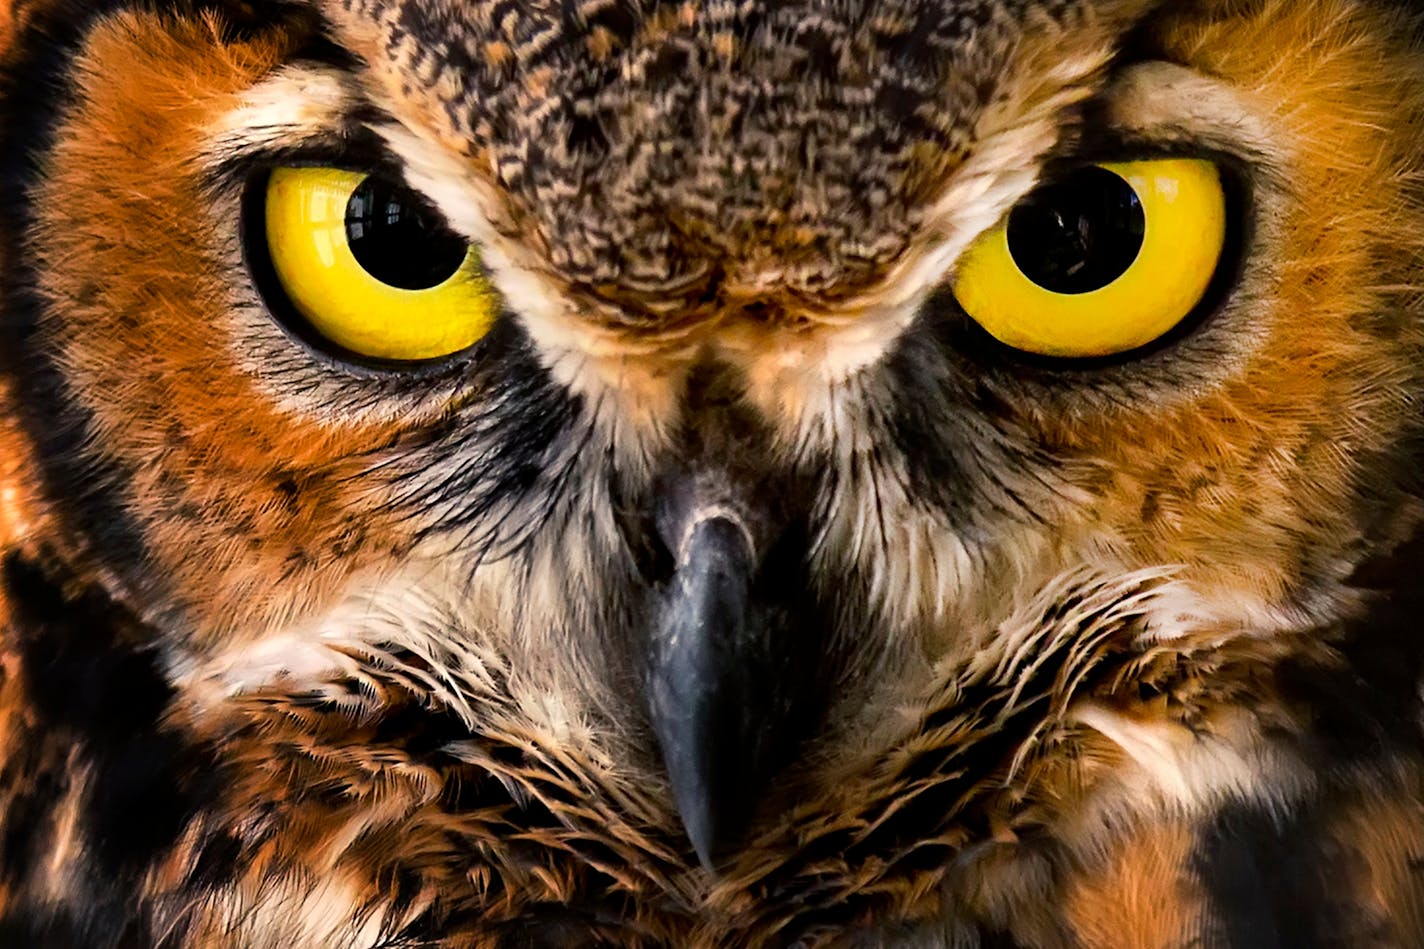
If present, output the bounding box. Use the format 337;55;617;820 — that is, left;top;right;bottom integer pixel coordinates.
331;0;1098;315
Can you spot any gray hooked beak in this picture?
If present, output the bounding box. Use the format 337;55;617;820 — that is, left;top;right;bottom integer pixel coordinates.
643;478;821;870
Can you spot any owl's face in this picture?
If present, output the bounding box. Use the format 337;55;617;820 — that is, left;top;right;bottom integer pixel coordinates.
3;0;1424;942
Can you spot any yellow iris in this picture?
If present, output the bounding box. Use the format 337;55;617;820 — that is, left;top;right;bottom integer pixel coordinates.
952;159;1227;358
263;167;500;362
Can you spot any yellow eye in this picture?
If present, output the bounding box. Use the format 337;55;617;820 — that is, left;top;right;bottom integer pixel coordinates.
951;159;1228;359
260;167;500;363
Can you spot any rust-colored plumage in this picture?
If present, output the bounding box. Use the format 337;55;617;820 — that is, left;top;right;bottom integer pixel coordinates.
3;0;1424;946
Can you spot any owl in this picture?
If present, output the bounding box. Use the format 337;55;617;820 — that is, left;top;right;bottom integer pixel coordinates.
1;0;1423;945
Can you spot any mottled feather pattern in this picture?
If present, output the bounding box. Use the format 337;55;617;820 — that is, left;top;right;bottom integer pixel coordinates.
3;0;1424;946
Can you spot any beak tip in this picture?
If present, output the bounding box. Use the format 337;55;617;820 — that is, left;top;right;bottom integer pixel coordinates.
650;693;755;873
664;745;759;874
673;784;722;873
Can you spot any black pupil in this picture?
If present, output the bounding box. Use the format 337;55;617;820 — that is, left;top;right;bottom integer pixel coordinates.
345;177;468;291
1006;166;1146;295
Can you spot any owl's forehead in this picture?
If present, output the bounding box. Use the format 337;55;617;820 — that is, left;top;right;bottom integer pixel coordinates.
323;0;1132;311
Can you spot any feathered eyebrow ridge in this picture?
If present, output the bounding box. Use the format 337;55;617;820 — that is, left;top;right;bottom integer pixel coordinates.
201;64;363;170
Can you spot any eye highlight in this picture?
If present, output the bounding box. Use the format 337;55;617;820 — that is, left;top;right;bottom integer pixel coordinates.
256;167;500;363
951;159;1228;359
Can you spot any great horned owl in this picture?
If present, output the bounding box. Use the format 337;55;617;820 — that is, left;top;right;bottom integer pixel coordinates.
2;0;1423;945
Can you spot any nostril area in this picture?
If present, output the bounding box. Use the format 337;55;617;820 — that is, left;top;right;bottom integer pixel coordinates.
669;509;757;567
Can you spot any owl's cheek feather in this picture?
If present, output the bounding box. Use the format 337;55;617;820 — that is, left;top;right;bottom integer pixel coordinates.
17;10;420;645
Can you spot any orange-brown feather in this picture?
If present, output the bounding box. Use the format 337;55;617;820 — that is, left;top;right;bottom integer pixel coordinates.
30;10;418;645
